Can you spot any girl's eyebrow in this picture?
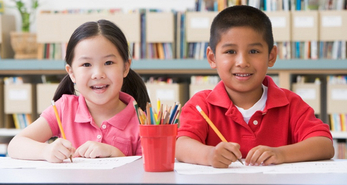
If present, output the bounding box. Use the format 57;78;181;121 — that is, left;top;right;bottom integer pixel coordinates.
77;54;117;60
103;54;117;58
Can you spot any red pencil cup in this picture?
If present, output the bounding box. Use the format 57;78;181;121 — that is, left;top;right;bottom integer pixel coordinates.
139;124;177;172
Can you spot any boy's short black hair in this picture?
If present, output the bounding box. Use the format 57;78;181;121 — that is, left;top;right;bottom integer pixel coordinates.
209;5;274;54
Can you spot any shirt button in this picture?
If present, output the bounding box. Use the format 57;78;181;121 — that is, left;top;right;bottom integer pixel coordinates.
97;135;102;139
253;120;258;125
102;125;107;129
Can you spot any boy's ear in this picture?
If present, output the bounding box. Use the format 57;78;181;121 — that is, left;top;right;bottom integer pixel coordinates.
268;45;277;67
65;64;76;83
123;59;131;78
206;46;217;69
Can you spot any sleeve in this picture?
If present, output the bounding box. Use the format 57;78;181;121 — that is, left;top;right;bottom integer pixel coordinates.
177;91;210;144
289;92;333;142
40;97;65;137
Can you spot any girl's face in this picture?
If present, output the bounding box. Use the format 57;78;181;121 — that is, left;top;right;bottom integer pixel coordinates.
66;35;130;108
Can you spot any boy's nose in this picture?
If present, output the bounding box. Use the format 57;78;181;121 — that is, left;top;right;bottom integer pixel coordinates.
235;54;250;68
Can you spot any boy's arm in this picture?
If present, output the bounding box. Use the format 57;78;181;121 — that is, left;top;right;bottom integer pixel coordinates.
176;136;242;168
245;136;334;166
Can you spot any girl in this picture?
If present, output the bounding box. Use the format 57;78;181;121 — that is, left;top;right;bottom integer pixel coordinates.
8;19;150;163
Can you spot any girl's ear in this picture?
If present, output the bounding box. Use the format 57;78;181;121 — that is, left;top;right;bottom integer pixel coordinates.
206;46;217;69
65;64;76;83
123;59;131;78
268;45;277;67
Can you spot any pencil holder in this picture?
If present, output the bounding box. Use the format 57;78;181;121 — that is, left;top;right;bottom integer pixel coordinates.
140;124;177;172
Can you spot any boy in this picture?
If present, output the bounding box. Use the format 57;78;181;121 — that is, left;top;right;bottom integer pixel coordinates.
176;5;334;168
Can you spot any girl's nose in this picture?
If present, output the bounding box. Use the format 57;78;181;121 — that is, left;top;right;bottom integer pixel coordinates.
91;67;106;79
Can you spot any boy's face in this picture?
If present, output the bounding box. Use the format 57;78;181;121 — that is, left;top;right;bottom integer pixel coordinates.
207;26;277;100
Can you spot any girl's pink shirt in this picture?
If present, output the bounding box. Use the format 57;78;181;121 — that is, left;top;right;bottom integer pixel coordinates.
41;92;142;156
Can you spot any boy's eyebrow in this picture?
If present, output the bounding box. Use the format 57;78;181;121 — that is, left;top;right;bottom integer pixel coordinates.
221;43;264;48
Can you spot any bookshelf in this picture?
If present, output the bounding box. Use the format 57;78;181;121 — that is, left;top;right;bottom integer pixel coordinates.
0;59;346;136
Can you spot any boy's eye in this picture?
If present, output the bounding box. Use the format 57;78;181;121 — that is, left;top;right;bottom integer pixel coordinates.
250;50;259;54
82;63;91;67
105;61;114;65
226;50;236;54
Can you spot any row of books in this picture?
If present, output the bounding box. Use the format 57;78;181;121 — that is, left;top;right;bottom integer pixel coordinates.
213;0;346;11
327;75;347;84
277;41;347;60
330;113;347;132
37;7;347;60
12;113;32;130
37;43;66;60
190;75;220;85
333;139;347;159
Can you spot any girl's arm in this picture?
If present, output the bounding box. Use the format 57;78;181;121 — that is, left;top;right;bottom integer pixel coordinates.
8;117;74;162
245;136;334;166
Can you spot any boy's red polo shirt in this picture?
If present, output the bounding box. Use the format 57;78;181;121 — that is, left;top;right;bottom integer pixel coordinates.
178;76;332;157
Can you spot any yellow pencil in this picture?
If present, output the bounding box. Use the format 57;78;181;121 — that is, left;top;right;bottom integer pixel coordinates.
196;105;243;165
51;100;73;163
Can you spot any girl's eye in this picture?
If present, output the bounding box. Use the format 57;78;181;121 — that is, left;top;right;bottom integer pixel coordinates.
250;50;259;54
105;61;114;65
82;63;91;67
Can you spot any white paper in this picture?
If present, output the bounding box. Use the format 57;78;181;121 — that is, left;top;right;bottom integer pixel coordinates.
0;156;141;169
294;16;314;28
331;89;347;100
295;88;316;100
175;160;274;174
190;17;210;29
175;160;347;174
156;89;175;100
264;160;347;174
269;17;286;28
9;89;28;100
322;16;342;27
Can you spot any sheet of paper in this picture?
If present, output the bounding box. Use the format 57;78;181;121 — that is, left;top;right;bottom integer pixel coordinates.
0;156;141;169
174;160;274;174
263;160;347;174
174;160;347;175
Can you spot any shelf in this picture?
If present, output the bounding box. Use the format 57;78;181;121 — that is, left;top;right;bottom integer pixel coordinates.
0;128;20;137
331;131;347;139
0;59;347;75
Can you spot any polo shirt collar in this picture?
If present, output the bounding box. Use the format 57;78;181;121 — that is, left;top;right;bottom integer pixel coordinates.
74;92;135;130
207;76;289;111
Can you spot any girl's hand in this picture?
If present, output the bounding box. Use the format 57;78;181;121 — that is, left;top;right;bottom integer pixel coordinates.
245;145;284;166
73;141;125;158
207;142;242;168
43;138;75;163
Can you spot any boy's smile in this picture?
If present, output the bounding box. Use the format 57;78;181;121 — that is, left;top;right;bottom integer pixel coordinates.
207;26;277;109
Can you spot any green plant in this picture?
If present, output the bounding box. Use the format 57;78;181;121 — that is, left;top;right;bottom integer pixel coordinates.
11;0;39;32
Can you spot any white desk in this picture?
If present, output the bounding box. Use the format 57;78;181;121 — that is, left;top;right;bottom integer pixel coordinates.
1;159;347;185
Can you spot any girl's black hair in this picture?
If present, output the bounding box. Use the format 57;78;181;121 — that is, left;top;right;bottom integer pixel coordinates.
53;19;150;110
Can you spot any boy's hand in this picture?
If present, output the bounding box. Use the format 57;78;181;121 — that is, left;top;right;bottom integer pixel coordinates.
245;145;284;166
43;138;75;163
207;142;242;168
73;141;125;158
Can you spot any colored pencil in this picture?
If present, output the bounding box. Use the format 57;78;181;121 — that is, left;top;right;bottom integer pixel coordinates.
51;100;73;163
